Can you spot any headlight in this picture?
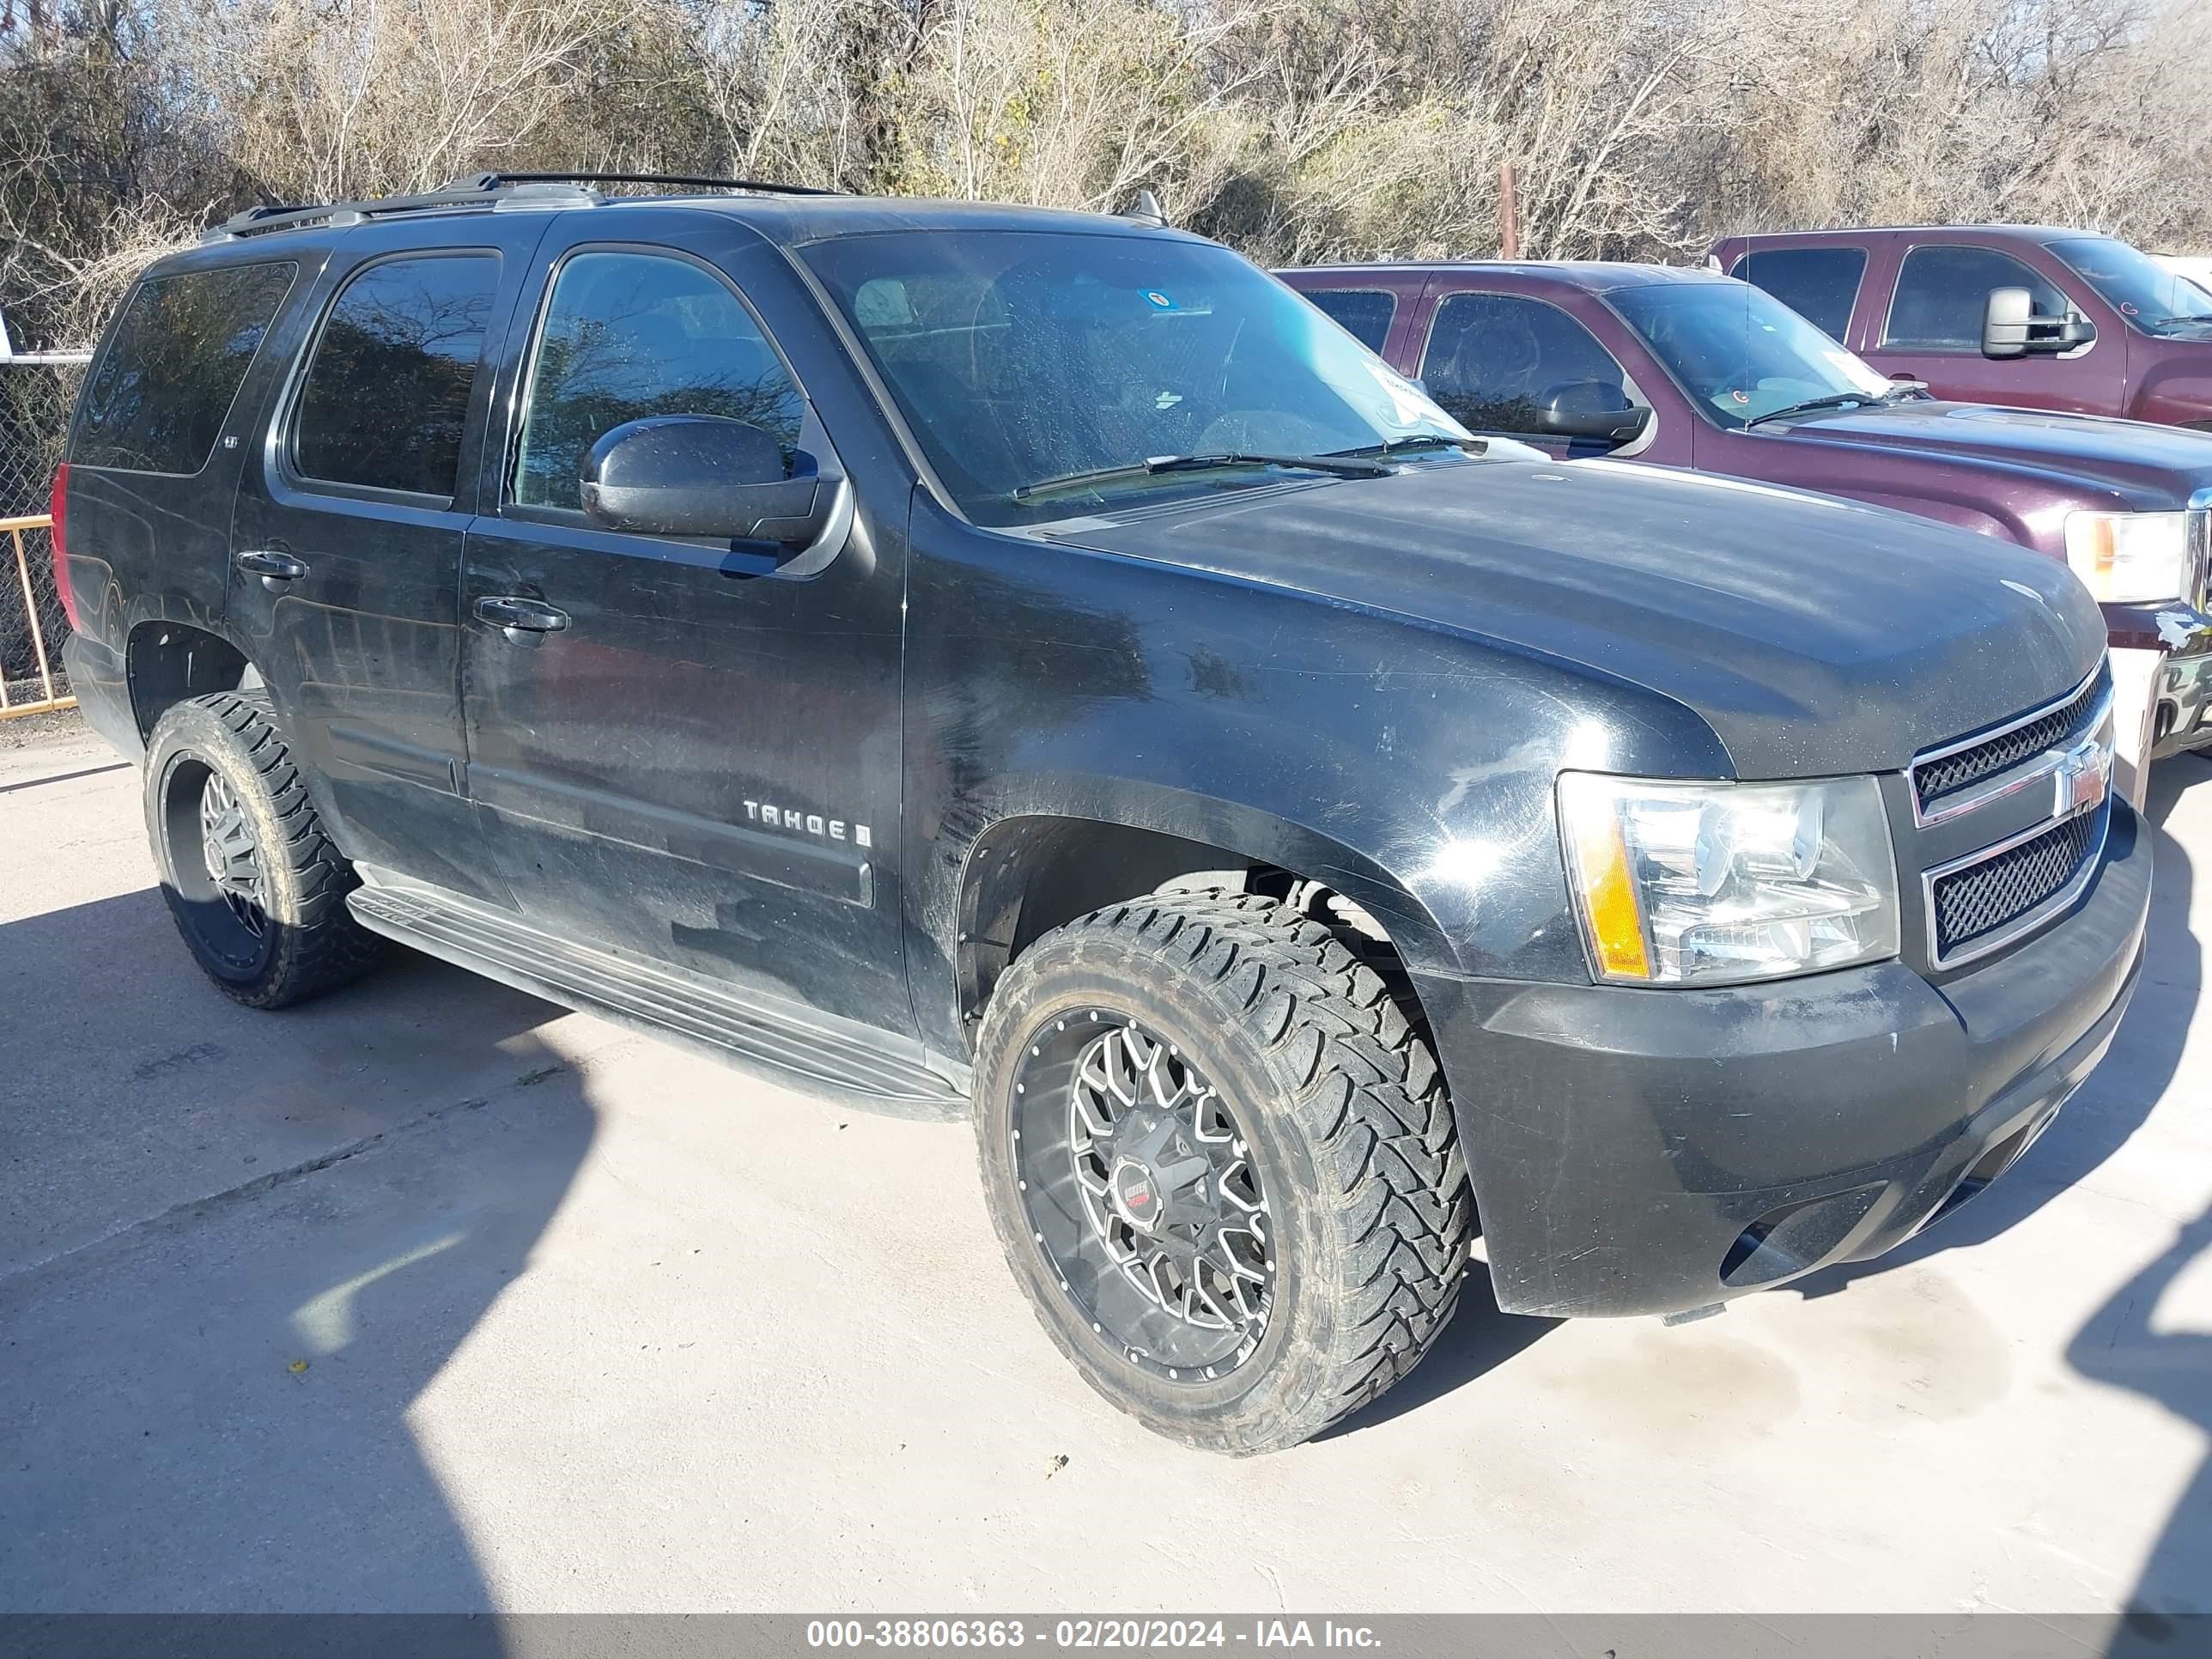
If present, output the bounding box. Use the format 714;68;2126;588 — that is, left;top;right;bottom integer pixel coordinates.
2063;510;2194;604
1557;773;1899;986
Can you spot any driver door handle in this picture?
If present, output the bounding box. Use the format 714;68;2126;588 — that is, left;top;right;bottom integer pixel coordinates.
234;549;309;585
474;595;570;639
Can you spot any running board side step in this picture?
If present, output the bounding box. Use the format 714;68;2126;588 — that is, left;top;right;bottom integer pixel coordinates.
347;881;968;1115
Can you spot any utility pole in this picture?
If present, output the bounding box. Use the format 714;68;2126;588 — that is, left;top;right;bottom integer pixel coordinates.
1498;163;1520;261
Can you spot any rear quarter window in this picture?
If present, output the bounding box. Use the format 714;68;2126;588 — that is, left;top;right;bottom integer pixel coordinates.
1301;289;1397;352
72;262;297;474
1729;246;1866;337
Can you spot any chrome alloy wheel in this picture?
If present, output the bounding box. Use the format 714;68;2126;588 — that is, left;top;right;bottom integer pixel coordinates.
197;770;269;939
1012;1015;1274;1382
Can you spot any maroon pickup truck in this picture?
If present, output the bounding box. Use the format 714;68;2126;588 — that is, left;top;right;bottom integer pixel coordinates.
1277;261;2212;795
1710;226;2212;431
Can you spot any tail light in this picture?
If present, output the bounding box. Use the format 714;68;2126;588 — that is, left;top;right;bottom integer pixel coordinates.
48;462;75;628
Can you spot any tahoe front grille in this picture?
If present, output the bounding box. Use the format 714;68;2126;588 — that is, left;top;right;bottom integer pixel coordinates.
1911;668;2106;820
1928;803;2106;963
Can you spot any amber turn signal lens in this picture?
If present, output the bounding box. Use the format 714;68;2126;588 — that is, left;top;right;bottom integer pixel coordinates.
1564;806;1652;981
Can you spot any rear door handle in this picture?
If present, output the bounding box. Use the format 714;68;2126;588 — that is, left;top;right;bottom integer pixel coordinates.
474;595;570;641
235;549;309;587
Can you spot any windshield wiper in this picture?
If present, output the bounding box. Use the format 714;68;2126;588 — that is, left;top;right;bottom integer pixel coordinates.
1741;392;1882;430
1327;434;1486;458
1012;451;1390;501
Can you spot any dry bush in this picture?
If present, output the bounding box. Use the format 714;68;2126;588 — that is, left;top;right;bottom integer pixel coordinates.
3;0;2211;352
0;3;212;343
691;0;900;190
1192;0;1728;262
1694;0;2212;245
879;0;1260;214
162;0;666;203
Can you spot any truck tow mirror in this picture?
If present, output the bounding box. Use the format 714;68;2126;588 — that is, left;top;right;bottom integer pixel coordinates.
1983;287;2096;359
1536;380;1651;444
580;415;833;550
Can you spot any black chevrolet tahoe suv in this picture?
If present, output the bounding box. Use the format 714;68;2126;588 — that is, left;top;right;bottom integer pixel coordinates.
55;173;2149;1454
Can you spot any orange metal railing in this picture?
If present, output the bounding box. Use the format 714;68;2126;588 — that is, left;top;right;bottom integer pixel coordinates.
0;513;74;720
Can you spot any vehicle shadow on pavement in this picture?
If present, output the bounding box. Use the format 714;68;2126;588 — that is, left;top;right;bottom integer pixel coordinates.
2069;757;2212;1641
1790;754;2205;1301
2069;1200;2212;1638
0;896;597;1622
1320;1273;1562;1438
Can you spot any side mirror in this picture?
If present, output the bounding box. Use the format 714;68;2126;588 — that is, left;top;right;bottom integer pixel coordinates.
580;416;828;546
1536;380;1651;444
1982;287;2096;359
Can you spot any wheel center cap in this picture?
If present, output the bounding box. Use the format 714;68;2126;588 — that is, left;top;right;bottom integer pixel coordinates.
1109;1158;1164;1232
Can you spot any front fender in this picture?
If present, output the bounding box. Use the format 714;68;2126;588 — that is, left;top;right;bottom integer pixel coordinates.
949;778;1460;980
2130;363;2212;430
900;500;1730;1053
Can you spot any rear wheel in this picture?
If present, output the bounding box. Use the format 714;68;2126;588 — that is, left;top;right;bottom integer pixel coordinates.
974;890;1472;1454
143;692;382;1008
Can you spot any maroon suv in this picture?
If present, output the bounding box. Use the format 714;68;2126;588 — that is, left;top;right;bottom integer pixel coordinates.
1277;260;2212;792
1710;225;2212;430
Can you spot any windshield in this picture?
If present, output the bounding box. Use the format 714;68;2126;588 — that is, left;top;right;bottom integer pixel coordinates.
1610;281;1895;429
2048;237;2212;336
799;230;1472;525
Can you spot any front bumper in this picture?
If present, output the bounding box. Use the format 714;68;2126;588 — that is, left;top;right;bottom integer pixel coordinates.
1416;798;2151;1319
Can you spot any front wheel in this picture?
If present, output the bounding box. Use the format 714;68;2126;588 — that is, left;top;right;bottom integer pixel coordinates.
974;890;1473;1454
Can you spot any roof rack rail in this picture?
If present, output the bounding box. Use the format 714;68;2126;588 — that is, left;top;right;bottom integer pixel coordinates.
200;169;839;243
201;177;602;243
450;171;841;198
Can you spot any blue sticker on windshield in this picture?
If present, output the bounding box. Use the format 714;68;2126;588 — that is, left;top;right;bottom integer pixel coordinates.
1145;290;1176;309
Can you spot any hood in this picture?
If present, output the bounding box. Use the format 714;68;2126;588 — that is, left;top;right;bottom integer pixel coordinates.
1048;458;2106;779
1778;400;2212;507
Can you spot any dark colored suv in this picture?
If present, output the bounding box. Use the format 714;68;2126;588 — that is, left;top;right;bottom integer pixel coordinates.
1711;225;2212;430
1279;261;2212;781
56;175;2148;1453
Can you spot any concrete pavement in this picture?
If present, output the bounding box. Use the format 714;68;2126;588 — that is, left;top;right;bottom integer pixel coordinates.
3;715;2208;1615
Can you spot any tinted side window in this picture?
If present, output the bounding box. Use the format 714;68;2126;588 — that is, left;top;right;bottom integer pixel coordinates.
294;254;500;496
1304;289;1397;352
1730;246;1866;337
1419;292;1627;434
1884;246;2069;349
73;263;296;474
513;252;806;512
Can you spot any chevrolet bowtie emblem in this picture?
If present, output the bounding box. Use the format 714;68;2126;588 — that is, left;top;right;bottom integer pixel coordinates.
2053;732;2112;820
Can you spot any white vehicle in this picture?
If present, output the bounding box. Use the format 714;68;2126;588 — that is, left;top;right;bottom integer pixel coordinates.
2153;253;2212;298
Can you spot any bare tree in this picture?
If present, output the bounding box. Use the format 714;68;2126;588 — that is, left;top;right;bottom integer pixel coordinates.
162;0;663;203
4;0;2211;355
884;0;1263;214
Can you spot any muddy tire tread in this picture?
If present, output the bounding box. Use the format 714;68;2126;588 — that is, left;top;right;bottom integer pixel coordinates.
977;888;1473;1453
148;692;381;1007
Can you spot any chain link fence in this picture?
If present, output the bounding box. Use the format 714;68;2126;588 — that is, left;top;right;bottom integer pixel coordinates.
1;341;89;714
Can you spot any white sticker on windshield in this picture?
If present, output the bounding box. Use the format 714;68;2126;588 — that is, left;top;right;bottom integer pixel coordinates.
1364;358;1451;427
1824;349;1893;396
